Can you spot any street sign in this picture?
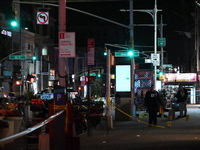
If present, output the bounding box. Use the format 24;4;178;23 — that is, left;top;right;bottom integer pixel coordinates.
158;38;166;46
151;53;160;66
85;73;96;76
37;12;49;24
20;69;27;72
115;52;127;57
88;39;95;65
9;55;26;60
115;51;139;57
163;64;172;68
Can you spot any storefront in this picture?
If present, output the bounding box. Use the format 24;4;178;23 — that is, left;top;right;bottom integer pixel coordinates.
164;73;197;104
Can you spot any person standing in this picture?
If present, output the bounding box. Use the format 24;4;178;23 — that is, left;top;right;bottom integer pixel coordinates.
175;84;188;118
144;85;161;126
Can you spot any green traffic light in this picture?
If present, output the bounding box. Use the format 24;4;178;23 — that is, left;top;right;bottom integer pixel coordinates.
11;20;17;27
32;56;36;60
104;52;107;56
159;71;164;76
127;50;133;56
97;74;101;77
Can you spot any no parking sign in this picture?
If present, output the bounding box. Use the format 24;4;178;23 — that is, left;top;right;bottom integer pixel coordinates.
37;12;49;24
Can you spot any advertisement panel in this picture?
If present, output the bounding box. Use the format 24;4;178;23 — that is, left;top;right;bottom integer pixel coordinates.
116;65;131;92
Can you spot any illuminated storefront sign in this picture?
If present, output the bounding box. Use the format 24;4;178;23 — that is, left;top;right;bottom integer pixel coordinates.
1;30;12;37
165;73;197;82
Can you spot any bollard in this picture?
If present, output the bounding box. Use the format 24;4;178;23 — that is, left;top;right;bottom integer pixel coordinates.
66;101;80;150
168;109;175;120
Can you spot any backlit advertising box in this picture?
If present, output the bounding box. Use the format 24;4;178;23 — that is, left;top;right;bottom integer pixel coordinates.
116;65;131;92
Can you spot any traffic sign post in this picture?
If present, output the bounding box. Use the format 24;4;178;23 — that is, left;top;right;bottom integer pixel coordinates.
151;53;160;66
9;55;26;60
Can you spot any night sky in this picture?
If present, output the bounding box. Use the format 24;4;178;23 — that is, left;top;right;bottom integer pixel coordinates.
66;0;195;70
0;0;196;70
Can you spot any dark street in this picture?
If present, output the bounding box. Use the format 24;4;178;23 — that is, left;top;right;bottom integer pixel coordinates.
80;105;200;150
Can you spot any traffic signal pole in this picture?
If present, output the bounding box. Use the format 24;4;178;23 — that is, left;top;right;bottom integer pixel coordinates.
154;0;158;89
59;0;66;86
59;0;80;149
106;49;113;128
129;0;136;118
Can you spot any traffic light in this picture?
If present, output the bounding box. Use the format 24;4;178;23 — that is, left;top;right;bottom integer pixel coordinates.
32;56;37;60
10;9;18;27
127;50;134;57
78;87;82;91
97;74;101;78
127;49;139;57
110;53;114;66
158;70;164;76
157;69;165;82
159;75;166;82
15;80;22;85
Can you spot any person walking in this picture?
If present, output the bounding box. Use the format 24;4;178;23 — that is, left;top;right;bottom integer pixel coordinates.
175;84;188;118
144;84;162;126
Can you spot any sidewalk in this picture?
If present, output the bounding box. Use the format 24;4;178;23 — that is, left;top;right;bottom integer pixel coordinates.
80;104;200;150
1;104;200;150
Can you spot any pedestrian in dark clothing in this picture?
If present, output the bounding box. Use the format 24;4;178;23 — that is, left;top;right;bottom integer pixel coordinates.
175;84;188;118
144;85;161;126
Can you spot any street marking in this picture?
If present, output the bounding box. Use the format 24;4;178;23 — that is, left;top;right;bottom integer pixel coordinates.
186;115;190;121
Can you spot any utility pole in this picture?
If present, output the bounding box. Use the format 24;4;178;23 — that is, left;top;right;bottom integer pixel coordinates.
59;0;66;86
160;15;164;68
195;1;200;75
129;0;135;118
154;0;158;89
106;49;113;128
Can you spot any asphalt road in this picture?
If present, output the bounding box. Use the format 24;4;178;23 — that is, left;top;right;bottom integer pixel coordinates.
80;104;200;150
1;104;200;150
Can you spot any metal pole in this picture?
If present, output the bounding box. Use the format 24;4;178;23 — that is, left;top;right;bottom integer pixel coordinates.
106;49;113;128
154;0;158;90
129;0;135;118
195;2;199;73
160;15;164;68
59;0;66;86
159;15;164;89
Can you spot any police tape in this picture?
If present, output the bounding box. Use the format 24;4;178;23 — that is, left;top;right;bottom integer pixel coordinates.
112;104;169;129
81;102;170;128
0;110;65;145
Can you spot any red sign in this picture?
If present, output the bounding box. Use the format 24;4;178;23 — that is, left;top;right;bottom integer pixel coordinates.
88;39;95;65
59;32;76;57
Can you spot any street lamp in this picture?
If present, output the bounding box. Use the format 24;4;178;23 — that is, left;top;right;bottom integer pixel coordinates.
121;0;161;90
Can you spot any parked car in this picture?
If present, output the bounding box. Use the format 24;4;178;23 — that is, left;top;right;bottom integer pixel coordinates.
0;97;10;109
